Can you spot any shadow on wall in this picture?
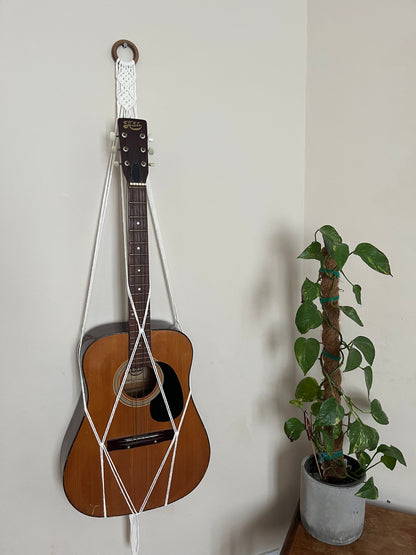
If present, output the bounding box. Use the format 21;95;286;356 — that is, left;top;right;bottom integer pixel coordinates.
219;226;308;555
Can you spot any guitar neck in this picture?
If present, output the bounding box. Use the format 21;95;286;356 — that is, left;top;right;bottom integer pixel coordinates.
127;183;151;370
118;117;152;371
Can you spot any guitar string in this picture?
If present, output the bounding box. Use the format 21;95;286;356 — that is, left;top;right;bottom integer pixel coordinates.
121;177;151;444
120;169;178;435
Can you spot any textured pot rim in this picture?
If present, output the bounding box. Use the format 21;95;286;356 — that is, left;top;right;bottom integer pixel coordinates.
302;454;366;488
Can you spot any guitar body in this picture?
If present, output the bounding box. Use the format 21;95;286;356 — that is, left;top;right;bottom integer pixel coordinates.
62;323;210;517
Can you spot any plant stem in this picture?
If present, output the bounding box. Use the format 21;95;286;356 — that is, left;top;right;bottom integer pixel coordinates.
320;252;345;479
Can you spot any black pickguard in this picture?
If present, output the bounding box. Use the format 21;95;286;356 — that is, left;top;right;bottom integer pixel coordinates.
150;361;183;421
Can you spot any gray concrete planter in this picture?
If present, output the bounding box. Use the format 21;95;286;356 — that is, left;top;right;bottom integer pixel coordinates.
300;454;366;545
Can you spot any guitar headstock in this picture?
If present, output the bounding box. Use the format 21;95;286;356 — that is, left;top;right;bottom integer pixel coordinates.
117;118;149;184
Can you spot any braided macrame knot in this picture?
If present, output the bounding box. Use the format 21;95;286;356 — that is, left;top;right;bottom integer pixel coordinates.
116;59;138;117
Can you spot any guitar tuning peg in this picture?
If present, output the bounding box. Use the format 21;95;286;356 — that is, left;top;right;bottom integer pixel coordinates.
109;131;117;142
148;147;155;156
148;133;154;142
113;160;120;167
149;162;155;167
111;145;118;153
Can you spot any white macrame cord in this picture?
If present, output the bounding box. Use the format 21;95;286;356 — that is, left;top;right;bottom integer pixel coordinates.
76;58;189;554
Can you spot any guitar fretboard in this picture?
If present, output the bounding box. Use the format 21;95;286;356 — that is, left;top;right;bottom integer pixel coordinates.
128;184;151;371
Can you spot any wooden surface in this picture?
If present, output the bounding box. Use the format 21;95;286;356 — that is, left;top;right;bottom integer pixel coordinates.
281;502;416;554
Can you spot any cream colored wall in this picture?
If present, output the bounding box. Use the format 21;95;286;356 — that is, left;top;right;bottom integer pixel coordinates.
3;2;414;554
0;1;306;554
305;1;416;511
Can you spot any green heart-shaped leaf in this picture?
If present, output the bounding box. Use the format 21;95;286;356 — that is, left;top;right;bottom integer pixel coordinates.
333;242;349;271
294;337;320;374
311;401;322;416
381;455;397;470
298;241;322;261
353;284;362;304
284;417;305;441
371;399;389;425
352;336;375;366
301;278;321;302
315;397;345;426
356;477;379;500
295;377;320;402
344;348;362;372
295;301;323;334
358;451;371;469
340;305;364;327
376;444;406;466
353;243;392;276
319;225;342;256
363;366;373;397
349;421;379;453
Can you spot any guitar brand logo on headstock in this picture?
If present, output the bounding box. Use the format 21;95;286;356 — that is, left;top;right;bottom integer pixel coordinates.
122;120;143;132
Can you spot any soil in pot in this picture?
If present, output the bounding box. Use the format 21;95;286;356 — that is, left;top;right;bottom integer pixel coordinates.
304;452;365;484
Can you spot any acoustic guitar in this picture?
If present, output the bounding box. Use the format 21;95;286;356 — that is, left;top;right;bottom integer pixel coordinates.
61;118;210;517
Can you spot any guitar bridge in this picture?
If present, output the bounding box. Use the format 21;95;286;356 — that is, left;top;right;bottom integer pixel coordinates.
107;429;175;452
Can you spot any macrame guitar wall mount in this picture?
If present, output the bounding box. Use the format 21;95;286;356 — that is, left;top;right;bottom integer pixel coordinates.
61;40;210;555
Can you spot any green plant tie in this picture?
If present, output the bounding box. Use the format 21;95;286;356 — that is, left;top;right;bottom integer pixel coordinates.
319;295;339;304
318;450;343;463
320;267;340;278
322;349;341;362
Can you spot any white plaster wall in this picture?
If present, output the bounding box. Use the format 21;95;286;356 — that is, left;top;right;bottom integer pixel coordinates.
305;1;416;512
0;1;306;554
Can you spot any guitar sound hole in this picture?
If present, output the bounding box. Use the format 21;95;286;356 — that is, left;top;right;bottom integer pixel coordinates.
124;366;156;398
113;361;163;407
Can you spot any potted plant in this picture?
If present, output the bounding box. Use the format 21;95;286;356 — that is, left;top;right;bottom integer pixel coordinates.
284;225;406;545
